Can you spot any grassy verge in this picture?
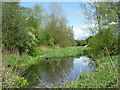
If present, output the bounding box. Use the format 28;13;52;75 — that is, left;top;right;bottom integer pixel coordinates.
65;55;118;88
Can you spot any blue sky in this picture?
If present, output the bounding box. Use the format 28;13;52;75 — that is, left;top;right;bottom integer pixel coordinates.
20;2;93;40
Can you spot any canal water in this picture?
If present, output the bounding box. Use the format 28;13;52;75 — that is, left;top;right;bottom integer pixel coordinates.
25;56;96;88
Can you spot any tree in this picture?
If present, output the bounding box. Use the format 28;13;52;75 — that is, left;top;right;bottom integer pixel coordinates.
45;2;74;47
80;2;118;56
2;2;36;55
21;4;44;46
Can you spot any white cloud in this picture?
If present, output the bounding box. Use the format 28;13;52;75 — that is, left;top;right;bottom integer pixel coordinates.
73;24;95;40
74;56;91;65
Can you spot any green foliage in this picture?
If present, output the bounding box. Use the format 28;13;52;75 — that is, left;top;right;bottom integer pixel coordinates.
2;2;75;55
23;4;44;47
75;40;87;46
87;28;118;57
81;2;118;57
39;30;54;46
2;2;36;55
44;3;75;47
65;55;118;88
2;66;28;88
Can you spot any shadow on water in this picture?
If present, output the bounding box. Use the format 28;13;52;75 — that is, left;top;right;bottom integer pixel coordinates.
24;56;96;88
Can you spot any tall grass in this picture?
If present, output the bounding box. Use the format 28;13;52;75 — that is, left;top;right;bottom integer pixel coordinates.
65;55;118;88
2;61;28;88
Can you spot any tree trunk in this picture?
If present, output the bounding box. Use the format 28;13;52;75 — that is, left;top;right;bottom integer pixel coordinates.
18;47;23;55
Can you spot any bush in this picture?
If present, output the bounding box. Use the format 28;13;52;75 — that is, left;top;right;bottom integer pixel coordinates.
87;28;118;58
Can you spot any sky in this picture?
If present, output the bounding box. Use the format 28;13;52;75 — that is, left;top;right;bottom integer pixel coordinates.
20;2;93;40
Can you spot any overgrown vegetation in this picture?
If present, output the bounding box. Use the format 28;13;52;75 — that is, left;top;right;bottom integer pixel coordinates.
64;2;119;88
2;1;118;88
82;2;118;58
2;61;28;88
65;55;118;88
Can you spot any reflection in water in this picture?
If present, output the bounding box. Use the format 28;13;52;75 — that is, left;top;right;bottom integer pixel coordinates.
25;56;96;87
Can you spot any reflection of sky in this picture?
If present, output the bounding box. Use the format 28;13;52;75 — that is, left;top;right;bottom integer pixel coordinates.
66;56;94;81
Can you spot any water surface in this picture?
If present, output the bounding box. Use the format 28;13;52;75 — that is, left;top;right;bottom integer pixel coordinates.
25;56;96;87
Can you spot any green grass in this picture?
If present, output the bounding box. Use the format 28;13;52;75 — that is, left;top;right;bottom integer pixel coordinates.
34;46;90;58
65;55;118;88
3;46;91;68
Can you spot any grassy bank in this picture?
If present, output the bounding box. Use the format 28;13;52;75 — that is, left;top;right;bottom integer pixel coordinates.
2;47;118;88
3;46;91;68
2;46;91;88
65;55;118;88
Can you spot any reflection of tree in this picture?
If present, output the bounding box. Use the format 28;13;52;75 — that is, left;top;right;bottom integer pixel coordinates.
83;57;96;71
88;60;96;71
26;58;74;87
